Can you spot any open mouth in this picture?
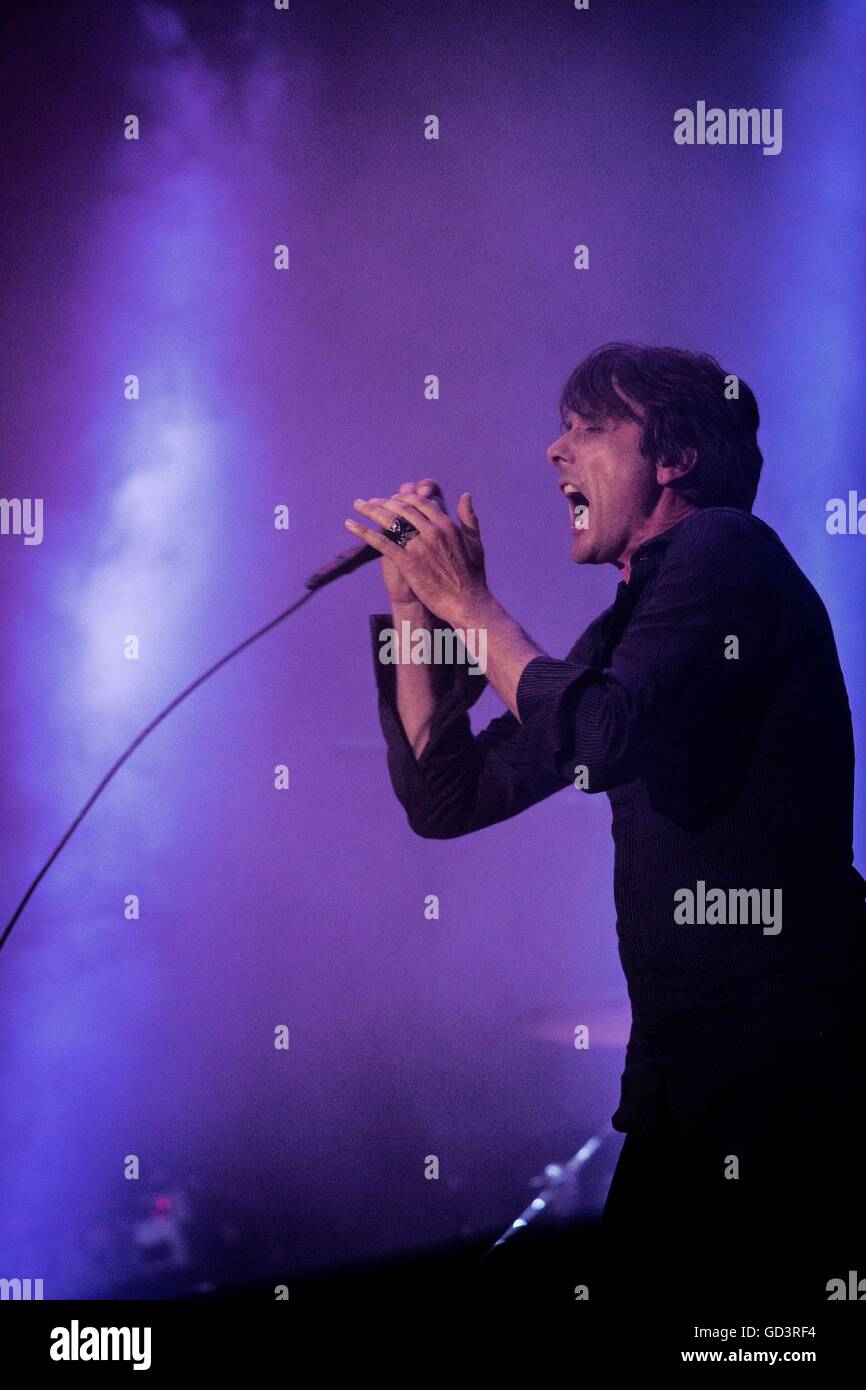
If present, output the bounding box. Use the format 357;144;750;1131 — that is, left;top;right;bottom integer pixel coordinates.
561;482;590;530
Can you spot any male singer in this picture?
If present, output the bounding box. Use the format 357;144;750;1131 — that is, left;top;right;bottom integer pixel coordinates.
345;343;866;1309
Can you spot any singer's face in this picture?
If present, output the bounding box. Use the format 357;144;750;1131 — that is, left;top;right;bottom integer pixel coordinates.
546;407;661;574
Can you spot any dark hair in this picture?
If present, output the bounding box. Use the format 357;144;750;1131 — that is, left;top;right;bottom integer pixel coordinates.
558;342;763;511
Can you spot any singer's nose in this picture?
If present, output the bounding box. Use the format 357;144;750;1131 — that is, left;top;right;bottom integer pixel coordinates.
547;435;568;467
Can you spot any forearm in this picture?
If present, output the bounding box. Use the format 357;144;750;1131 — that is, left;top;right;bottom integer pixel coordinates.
371;606;570;838
382;589;548;759
441;594;547;718
389;599;446;759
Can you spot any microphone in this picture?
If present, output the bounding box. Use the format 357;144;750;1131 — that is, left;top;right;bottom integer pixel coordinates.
305;490;445;591
304;540;381;592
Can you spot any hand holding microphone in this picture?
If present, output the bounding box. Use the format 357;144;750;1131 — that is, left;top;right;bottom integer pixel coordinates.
346;485;487;625
304;478;447;594
379;479;447;606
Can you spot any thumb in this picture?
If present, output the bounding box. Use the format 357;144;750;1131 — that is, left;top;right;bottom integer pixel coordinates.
457;491;480;535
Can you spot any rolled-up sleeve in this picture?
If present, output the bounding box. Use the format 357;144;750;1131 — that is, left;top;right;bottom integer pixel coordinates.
370;614;572;838
516;657;635;788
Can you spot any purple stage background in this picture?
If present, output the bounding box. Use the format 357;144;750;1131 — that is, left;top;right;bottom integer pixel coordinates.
1;0;864;1296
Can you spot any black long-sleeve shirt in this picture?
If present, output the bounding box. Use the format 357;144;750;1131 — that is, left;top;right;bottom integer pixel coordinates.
370;508;866;1137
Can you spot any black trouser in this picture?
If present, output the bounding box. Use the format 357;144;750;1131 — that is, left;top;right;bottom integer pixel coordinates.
600;1037;866;1315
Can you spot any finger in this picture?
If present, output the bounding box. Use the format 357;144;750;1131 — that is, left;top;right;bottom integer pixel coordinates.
343;519;395;555
399;479;439;496
416;479;447;508
352;497;419;531
392;488;445;516
416;480;447;512
396;480;446;511
457;491;480;534
378;492;446;526
357;496;435;532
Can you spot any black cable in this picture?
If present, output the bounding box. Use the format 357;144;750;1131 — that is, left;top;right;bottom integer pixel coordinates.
0;587;318;953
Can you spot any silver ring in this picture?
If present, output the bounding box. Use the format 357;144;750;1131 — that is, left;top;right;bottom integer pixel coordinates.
386;516;420;548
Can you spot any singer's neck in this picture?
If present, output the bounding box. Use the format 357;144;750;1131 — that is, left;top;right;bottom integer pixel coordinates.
616;499;700;583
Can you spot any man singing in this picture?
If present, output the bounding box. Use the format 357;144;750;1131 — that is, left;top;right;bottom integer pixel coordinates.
345;342;866;1311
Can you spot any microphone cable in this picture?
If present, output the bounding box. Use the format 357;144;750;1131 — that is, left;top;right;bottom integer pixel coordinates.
0;586;319;953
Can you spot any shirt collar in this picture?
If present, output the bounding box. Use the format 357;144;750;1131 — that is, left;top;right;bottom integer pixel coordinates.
628;513;696;573
612;514;696;598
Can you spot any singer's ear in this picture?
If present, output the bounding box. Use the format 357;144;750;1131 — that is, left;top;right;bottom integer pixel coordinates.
657;447;697;488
